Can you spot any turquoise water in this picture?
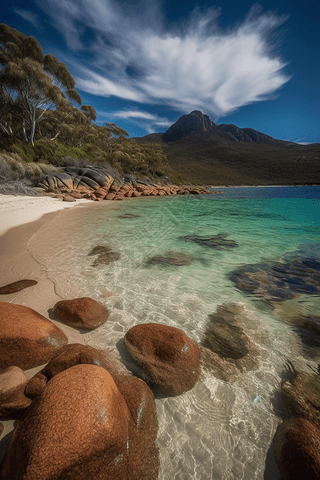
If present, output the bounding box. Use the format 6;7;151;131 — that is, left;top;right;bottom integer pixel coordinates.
29;186;320;480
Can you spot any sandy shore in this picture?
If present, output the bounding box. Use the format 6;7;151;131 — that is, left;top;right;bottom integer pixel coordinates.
0;194;115;459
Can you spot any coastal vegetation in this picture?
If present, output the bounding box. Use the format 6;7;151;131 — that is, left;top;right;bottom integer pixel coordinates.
0;23;179;190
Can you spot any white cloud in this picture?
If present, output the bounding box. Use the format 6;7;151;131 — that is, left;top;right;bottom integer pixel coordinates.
36;0;290;119
14;8;40;27
109;109;171;133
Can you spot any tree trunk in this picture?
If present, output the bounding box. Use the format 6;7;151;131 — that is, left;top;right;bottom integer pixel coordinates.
29;107;36;146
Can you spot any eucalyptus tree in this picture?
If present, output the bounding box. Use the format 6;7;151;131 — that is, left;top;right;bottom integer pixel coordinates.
0;24;82;145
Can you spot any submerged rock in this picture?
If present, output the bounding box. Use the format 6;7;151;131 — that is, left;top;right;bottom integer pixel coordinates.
287;315;320;358
117;213;140;219
88;245;121;266
280;365;320;427
201;303;267;377
0;279;38;295
92;251;121;266
180;233;238;249
145;251;193;267
124;323;201;395
88;245;112;256
230;253;320;307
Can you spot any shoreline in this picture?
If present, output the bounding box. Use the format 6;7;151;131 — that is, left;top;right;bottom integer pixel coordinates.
0;197;116;458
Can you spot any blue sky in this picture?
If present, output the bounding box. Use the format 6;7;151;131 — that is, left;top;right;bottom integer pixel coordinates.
2;0;319;143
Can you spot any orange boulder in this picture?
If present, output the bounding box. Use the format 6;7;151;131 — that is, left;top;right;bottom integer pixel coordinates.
53;297;109;330
0;364;159;480
124;323;201;395
0;302;68;371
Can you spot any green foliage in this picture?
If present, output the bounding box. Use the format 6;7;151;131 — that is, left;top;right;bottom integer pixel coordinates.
0;24;83;145
0;150;62;184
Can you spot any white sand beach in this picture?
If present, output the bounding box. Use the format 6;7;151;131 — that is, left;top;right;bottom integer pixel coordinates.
0;194;93;236
0;194;105;457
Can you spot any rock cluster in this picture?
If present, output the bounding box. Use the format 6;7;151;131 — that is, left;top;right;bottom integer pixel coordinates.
36;165;211;201
0;285;202;477
229;254;320;306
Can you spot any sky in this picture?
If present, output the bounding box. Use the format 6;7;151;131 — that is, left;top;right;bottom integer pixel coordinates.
2;0;319;143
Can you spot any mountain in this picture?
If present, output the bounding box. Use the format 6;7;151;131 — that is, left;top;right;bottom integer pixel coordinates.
136;111;320;186
163;110;215;141
163;110;275;143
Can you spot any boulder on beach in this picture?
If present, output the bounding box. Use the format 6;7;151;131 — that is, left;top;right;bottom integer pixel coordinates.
0;280;38;295
38;166;115;197
53;297;109;330
25;343;125;400
274;417;320;480
0;302;68;371
124;323;201;395
0;364;159;480
0;366;32;419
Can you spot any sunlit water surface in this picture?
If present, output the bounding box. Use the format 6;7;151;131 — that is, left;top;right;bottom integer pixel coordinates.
29;186;320;480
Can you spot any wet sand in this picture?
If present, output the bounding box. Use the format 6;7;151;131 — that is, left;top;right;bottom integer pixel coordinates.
0;196;115;460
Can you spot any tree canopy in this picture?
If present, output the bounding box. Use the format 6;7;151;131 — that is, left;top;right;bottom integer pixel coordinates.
0;24;131;149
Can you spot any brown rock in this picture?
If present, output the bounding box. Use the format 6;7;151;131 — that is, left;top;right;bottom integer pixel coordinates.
0;364;159;480
53;297;109;330
94;187;110;199
0;280;38;295
124;191;133;197
105;192;116;200
281;368;320;427
274;418;320;480
76;184;93;194
0;302;68;371
114;195;125;201
25;343;124;400
124;323;201;395
0;366;32;419
68;191;83;199
110;185;120;192
113;374;159;479
132;190;142;197
62;195;76;202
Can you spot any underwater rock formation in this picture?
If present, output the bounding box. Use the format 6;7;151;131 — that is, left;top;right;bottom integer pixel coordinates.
179;233;238;249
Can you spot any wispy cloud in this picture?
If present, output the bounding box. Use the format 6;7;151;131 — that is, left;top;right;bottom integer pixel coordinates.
14;8;40;28
96;109;171;133
36;0;290;119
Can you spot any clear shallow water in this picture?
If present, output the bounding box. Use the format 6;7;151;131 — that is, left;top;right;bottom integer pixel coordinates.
29;186;320;480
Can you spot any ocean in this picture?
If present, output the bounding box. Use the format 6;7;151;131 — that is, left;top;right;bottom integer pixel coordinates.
29;186;320;479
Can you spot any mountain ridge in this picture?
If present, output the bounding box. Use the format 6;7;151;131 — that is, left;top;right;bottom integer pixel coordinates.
135;111;320;186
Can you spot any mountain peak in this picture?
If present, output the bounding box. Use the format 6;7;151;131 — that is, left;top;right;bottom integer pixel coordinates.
163;110;215;141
